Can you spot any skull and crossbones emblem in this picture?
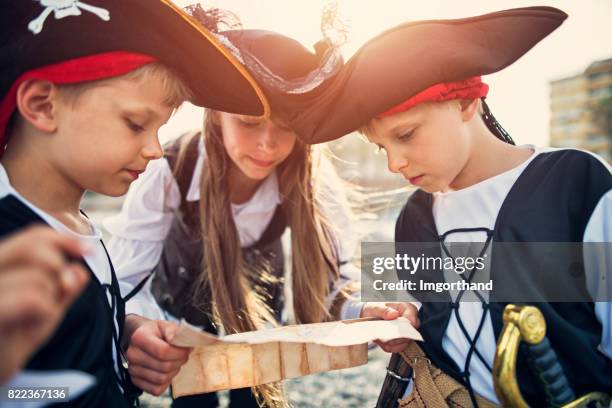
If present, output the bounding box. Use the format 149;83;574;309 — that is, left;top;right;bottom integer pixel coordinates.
28;0;110;35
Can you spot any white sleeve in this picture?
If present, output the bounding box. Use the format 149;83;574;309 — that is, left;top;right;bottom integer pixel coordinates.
104;157;181;320
313;153;364;320
583;189;612;360
314;152;358;265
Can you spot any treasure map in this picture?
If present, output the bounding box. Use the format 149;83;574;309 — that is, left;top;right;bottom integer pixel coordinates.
169;317;422;396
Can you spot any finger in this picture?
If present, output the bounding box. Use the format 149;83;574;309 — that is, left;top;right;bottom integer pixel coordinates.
0;242;64;287
129;376;168;397
362;303;400;320
10;246;78;301
374;340;393;353
386;302;409;315
0;227;88;270
378;338;410;347
375;339;409;351
56;264;89;307
126;346;183;374
380;338;413;352
0;277;57;330
0;267;79;346
382;307;400;319
0;247;76;306
0;263;87;310
157;320;178;343
382;343;410;353
158;321;193;356
399;308;420;327
383;302;420;327
0;267;59;304
0;226;47;266
128;364;179;389
130;326;191;362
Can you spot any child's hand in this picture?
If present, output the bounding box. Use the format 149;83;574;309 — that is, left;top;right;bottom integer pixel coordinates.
124;315;191;396
360;302;420;353
0;226;90;384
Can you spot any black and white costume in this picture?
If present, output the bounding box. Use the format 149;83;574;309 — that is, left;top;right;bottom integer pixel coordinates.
0;164;137;407
396;147;612;405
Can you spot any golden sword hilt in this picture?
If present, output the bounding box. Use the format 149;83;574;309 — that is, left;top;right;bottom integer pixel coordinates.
493;304;611;408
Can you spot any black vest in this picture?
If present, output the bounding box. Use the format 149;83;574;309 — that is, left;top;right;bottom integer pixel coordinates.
395;150;612;406
0;195;136;407
150;132;287;332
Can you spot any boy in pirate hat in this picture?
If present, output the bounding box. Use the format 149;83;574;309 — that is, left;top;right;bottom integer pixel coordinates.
0;0;268;405
263;6;611;407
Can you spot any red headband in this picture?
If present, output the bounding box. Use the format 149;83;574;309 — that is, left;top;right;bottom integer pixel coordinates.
378;76;489;117
0;51;156;155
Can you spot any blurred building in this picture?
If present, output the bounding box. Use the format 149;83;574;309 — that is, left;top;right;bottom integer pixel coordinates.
550;57;612;162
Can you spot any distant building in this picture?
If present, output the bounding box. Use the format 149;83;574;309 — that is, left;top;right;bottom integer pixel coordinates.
550;58;612;162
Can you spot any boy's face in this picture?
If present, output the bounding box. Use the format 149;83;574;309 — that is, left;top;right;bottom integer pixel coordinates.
365;100;473;193
216;112;297;181
50;76;172;196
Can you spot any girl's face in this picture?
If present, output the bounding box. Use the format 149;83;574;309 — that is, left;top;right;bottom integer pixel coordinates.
365;100;474;193
216;112;297;181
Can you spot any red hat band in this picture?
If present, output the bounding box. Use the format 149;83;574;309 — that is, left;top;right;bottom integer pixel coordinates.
0;51;155;156
379;77;489;118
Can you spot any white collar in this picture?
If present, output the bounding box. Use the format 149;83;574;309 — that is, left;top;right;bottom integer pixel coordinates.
434;144;539;198
0;162;12;199
0;163;102;239
230;170;281;215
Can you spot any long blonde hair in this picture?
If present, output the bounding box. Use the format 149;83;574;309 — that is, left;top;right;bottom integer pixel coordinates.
195;111;341;329
172;111;342;406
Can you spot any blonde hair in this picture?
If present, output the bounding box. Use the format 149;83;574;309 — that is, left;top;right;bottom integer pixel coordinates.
5;62;192;154
56;62;193;109
172;111;342;407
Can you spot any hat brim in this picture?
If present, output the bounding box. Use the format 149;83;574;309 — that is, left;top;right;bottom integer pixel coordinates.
1;0;269;117
137;1;269;116
284;6;567;144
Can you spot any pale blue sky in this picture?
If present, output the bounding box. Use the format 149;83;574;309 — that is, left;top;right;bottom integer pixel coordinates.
162;1;612;148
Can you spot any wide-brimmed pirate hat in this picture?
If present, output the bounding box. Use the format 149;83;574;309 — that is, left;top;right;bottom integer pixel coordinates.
183;3;344;125
214;29;343;103
256;6;567;144
0;0;268;119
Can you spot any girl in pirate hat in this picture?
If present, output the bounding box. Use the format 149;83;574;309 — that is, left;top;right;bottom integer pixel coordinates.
0;0;270;406
264;6;611;407
105;5;420;408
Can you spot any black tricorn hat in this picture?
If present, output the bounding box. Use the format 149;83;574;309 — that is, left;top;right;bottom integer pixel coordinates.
0;0;268;116
263;6;567;144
